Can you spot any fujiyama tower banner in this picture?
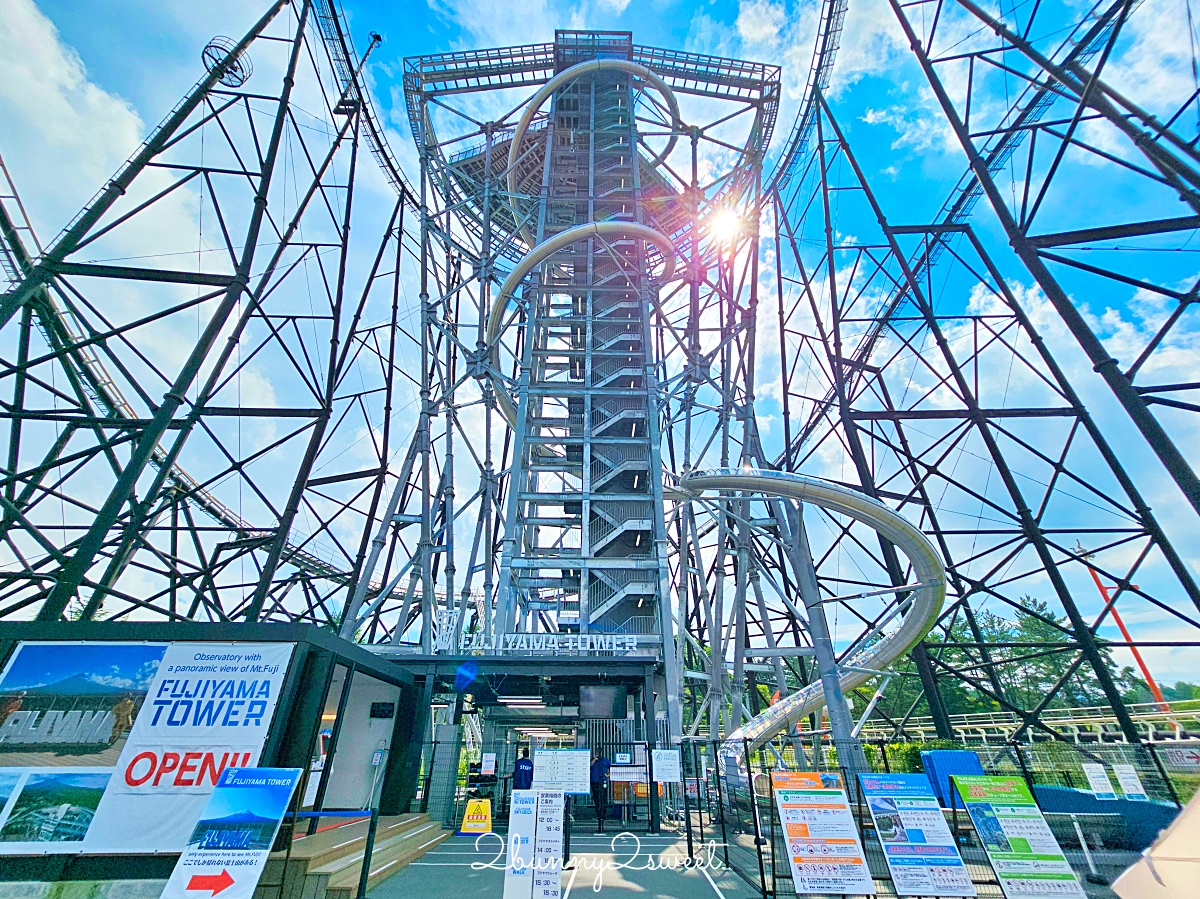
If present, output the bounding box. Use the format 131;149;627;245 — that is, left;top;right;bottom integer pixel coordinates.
0;641;294;854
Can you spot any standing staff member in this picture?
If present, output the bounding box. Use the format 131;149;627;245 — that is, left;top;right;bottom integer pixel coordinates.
590;750;611;834
513;747;534;790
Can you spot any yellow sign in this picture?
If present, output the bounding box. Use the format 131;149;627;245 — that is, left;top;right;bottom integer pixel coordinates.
458;797;492;834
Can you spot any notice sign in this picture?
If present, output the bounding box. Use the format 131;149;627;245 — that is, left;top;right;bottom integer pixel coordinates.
954;776;1084;898
651;749;681;784
459;797;492;835
160;767;301;899
771;771;875;895
1112;764;1147;801
482;753;497;776
1081;763;1116;800
531;749;589;795
503;791;537;899
859;774;974;896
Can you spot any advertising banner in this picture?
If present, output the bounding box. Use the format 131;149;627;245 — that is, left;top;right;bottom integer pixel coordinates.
0;641;294;854
770;771;875;896
953;776;1085;898
858;773;975;896
503;790;537;899
159;767;302;899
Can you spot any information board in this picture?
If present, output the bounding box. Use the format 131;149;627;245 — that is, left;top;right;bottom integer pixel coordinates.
482;753;497;776
1111;764;1147;801
771;771;875;895
160;767;302;899
953;776;1085;898
651;749;681;784
533;791;564;899
531;749;589;794
1081;763;1116;800
503;791;537;899
859;773;975;897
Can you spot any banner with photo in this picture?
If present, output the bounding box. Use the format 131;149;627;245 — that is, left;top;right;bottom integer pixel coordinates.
0;641;294;854
160;767;303;899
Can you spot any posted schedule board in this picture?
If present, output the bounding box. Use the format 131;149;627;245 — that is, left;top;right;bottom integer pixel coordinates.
531;749;590;795
953;776;1085;898
771;771;875;896
859;773;975;897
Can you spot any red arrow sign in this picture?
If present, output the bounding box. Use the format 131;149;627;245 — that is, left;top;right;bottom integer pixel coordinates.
187;870;235;895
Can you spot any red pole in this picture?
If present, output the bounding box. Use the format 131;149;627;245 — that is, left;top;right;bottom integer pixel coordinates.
1087;567;1170;712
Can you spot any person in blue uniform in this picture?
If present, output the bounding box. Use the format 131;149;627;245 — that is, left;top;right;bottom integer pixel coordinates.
590;750;611;834
513;747;534;790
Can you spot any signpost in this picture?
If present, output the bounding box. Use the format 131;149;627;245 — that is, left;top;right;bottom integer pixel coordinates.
160;767;302;899
770;771;875;896
859;774;975;896
953;776;1085;898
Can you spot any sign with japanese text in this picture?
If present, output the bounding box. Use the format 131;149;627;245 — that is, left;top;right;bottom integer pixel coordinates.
859;773;974;896
770;771;875;895
159;767;301;899
953;776;1084;898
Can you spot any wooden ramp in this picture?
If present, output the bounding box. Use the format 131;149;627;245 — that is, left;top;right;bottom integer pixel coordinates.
255;813;449;899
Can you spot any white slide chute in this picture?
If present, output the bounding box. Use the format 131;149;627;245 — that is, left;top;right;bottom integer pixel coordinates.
678;469;946;759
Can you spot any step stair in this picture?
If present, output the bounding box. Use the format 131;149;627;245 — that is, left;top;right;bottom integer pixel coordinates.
255;813;445;899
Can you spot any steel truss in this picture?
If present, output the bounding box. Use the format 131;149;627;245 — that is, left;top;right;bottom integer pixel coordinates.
773;89;1200;744
889;0;1200;516
0;0;417;626
2;0;1198;749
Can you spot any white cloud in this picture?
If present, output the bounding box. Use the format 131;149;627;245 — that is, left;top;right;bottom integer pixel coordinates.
0;0;145;241
737;0;788;48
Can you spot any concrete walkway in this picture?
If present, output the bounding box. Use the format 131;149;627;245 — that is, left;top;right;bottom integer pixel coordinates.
368;830;762;899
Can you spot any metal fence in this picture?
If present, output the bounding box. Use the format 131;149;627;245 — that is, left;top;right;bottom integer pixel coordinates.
683;735;1187;899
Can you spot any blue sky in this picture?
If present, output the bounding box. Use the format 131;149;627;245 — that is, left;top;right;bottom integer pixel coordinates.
2;0;1199;682
202;771;299;821
0;643;165;691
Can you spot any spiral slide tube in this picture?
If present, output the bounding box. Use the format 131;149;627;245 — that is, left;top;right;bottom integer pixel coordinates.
506;59;683;202
486;220;679;426
677;469;946;764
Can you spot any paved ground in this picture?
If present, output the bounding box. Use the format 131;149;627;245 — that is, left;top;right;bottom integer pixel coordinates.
369;829;762;899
